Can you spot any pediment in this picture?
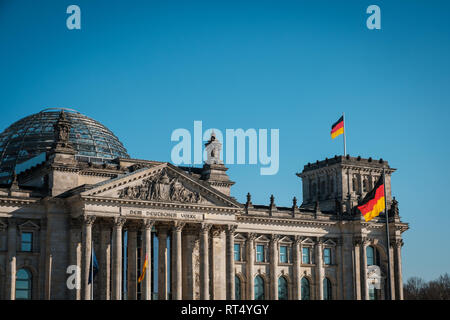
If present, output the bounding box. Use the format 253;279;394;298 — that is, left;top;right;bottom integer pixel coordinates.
301;237;315;245
279;236;293;244
81;163;240;208
234;233;247;241
18;220;40;231
323;239;337;247
256;235;270;242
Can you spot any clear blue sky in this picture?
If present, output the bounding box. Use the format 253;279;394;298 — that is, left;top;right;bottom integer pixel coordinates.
1;0;449;282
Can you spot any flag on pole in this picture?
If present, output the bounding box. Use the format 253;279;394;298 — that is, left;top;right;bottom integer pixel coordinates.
88;247;98;284
357;175;385;222
138;253;148;283
331;116;344;139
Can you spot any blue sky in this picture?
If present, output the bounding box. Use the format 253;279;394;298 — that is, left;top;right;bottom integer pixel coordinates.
1;0;449;281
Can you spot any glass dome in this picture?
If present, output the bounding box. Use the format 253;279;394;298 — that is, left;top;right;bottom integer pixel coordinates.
0;108;130;181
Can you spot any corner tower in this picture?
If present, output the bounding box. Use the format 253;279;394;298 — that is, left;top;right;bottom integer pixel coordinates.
297;155;395;214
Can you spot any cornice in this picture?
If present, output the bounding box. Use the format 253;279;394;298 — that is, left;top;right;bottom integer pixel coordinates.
81;195;242;214
236;215;337;227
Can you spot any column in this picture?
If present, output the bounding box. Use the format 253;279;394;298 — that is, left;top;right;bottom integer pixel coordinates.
336;238;344;300
112;217;126;300
316;238;323;300
360;239;368;300
81;215;96;300
269;234;279;300
226;225;237;300
353;239;361;300
389;243;396;300
171;222;185;300
394;239;404;300
6;219;17;300
246;233;256;300
293;236;301;300
69;219;82;300
127;226;138;300
157;225;169;300
141;219;154;300
99;221;111;300
200;223;211;300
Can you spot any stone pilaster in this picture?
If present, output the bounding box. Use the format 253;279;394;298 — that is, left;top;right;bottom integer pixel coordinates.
336;238;344;300
353;239;361;300
6;219;17;300
112;217;126;300
200;223;212;300
360;239;369;300
269;234;279;300
171;221;185;300
293;236;301;300
246;233;256;300
69;219;82;300
81;215;95;300
394;239;404;300
316;238;323;300
226;225;237;300
127;226;138;300
157;225;169;300
99;221;111;300
141;219;154;300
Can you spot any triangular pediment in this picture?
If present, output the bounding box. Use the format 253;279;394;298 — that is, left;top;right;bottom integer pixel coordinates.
323;239;337;247
256;235;270;242
18;220;40;231
81;163;240;208
301;237;315;245
279;236;293;244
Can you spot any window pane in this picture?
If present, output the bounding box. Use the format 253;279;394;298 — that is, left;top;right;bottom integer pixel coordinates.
302;247;310;264
235;276;241;300
367;246;374;266
278;277;288;300
234;244;241;261
21;232;33;252
323;278;332;300
254;276;265;300
301;278;310;300
256;245;264;262
280;246;287;263
323;248;331;265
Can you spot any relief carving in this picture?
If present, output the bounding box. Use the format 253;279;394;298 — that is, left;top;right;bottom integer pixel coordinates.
118;169;203;204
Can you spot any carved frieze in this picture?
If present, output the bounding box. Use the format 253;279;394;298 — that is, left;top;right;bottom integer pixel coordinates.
117;169;203;204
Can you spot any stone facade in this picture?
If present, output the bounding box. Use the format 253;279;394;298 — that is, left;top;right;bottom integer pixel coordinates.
0;113;409;300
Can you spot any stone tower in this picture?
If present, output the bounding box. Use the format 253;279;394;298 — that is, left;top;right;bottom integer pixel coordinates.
297;155;395;214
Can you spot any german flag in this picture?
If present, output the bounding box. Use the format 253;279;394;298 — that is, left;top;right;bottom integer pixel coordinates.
138;253;148;283
331;116;344;139
357;176;385;222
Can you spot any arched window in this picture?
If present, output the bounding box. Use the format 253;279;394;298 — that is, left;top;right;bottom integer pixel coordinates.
366;246;375;266
16;268;32;300
323;278;332;300
235;276;241;300
301;277;310;300
254;276;265;300
278;277;288;300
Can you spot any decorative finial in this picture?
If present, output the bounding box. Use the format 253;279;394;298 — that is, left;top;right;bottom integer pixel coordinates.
270;194;275;206
10;171;19;191
292;196;297;208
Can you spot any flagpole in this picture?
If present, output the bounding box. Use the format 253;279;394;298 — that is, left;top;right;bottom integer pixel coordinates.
343;112;347;156
383;169;392;300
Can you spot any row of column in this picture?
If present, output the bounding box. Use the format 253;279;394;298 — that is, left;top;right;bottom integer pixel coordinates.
353;238;404;300
77;216;238;301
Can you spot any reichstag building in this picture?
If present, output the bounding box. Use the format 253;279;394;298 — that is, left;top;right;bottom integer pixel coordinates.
0;108;408;300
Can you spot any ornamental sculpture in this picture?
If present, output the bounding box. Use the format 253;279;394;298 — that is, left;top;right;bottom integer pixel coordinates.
118;169;203;204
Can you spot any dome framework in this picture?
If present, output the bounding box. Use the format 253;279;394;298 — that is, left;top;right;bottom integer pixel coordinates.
0;108;130;181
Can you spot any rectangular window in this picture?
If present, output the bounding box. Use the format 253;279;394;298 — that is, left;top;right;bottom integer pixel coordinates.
256;244;265;262
302;247;310;264
21;232;33;252
279;245;288;263
234;243;241;261
323;248;331;265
